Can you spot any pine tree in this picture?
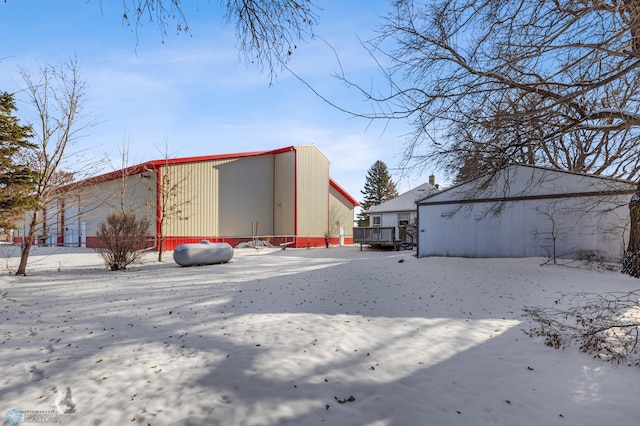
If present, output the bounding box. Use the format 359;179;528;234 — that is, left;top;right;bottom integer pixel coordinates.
358;160;398;226
0;91;37;229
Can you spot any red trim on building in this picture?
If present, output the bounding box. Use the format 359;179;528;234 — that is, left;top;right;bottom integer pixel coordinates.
156;166;162;251
327;188;330;241
330;178;360;207
83;235;353;251
53;146;300;194
147;147;293;167
293;147;299;248
47;146;358;251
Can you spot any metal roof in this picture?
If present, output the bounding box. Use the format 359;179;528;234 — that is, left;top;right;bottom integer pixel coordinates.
52;146;360;207
365;182;438;214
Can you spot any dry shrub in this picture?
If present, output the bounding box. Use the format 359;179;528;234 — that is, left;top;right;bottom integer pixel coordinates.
96;210;150;271
524;290;640;366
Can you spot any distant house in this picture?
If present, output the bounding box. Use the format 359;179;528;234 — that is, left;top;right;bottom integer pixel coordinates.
14;145;359;250
356;176;439;248
416;165;636;262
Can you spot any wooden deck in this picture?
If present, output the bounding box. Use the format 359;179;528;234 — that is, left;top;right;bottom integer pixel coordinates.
353;227;398;250
353;226;417;250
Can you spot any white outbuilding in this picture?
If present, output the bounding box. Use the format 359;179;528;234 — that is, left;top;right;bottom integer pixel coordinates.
416;165;637;262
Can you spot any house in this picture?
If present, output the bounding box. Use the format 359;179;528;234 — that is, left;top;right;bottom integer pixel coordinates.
14;145;359;250
416;165;636;262
355;176;439;248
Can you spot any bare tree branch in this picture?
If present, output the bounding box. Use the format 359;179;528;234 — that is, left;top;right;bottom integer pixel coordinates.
113;0;318;80
15;59;97;275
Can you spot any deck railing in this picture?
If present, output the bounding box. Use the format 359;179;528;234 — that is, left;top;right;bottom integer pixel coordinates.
353;227;397;248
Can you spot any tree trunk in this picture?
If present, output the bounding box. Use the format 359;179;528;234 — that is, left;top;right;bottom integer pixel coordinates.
16;211;38;275
622;185;640;278
158;235;164;262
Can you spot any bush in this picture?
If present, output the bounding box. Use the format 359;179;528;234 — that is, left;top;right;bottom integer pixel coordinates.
96;210;150;271
523;290;640;366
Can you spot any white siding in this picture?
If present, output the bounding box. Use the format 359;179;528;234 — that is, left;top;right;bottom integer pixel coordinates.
378;211;417;241
418;166;634;262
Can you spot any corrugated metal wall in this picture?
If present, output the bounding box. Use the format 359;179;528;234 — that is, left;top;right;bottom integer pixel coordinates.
296;146;330;238
217;156;274;236
273;150;296;236
329;185;354;238
418;195;630;262
16;146;355;248
162;155;275;237
70;172;157;238
42;201;59;245
416;165;636;262
161;161;216;236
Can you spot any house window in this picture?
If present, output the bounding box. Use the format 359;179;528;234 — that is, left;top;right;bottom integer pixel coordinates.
398;213;410;228
372;215;381;227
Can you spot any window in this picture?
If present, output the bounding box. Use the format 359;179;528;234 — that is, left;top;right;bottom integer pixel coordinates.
372;215;381;227
398;213;410;228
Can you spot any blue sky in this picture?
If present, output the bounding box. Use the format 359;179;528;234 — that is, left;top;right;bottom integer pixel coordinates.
0;1;435;201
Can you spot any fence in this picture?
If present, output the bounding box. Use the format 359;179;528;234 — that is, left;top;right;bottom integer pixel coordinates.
0;234;303;273
353;227;398;249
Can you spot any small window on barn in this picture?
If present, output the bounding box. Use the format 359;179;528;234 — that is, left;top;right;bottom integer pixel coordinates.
372;215;381;227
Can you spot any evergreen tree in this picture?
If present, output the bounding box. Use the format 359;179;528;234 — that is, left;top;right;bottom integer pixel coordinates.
0;92;36;229
358;160;398;226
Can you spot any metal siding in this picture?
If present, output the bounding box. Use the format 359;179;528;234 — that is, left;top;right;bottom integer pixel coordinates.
162;161;217;237
63;196;80;246
162;156;275;238
296;146;329;237
72;172;157;237
43;201;60;244
329;186;354;238
418;194;631;262
274;151;296;235
216;156;274;236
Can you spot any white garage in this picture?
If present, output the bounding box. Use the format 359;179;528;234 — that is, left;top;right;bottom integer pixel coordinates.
417;165;637;262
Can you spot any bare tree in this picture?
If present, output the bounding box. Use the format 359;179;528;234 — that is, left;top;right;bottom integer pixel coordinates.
439;96;640;184
155;145;192;262
356;1;640;180
115;0;319;79
15;59;94;276
339;0;640;275
524;290;640;366
622;185;640;277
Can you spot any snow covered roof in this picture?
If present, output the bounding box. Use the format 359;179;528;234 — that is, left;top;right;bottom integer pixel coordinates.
416;164;636;206
365;182;439;214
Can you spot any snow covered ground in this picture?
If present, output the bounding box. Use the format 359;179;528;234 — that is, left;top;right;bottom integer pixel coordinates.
1;246;639;425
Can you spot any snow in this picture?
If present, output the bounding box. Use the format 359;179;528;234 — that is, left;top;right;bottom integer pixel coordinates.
1;246;639;425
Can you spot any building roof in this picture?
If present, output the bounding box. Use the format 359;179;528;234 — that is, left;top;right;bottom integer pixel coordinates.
329;178;360;207
416;164;637;206
365;182;438;214
54;146;360;207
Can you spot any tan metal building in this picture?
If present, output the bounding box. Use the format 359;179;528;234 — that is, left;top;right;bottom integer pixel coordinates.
17;145;359;249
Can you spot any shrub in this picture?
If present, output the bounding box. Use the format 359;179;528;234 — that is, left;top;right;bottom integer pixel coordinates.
524;290;640;366
96;210;150;271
